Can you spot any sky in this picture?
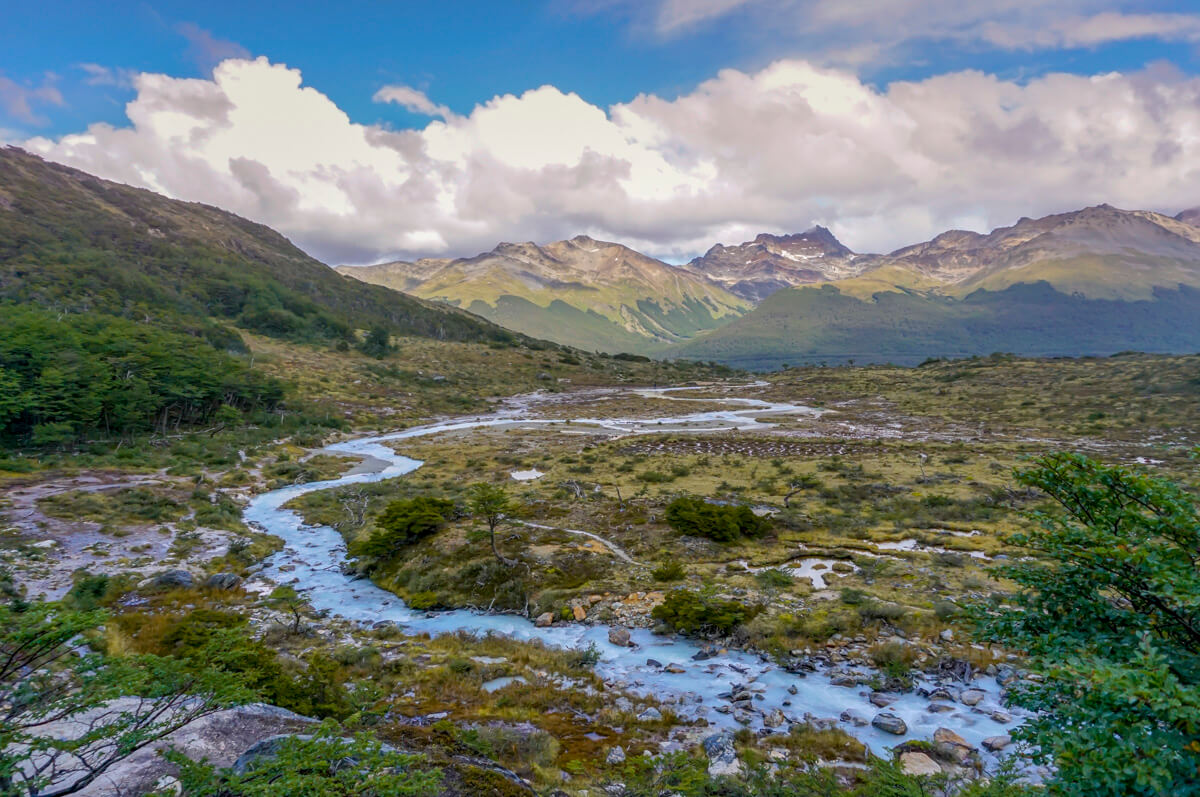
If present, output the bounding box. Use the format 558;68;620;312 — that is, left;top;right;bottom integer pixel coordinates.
4;1;1200;264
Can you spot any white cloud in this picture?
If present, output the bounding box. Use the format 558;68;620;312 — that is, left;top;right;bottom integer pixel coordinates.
23;56;1200;264
373;85;454;119
579;1;1200;67
78;63;136;88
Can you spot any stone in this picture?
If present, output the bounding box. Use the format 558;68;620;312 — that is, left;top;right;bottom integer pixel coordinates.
573;605;587;621
899;751;941;776
871;712;908;735
990;710;1013;724
762;709;786;728
960;689;986;706
606;745;626;765
665;664;686;674
535;612;554;627
702;731;743;778
839;709;869;727
608;627;632;647
933;727;977;764
982;735;1011;752
153;569;194;589
637;707;662;722
869;692;898;708
152;776;182;795
205;572;242;590
940;629;954;641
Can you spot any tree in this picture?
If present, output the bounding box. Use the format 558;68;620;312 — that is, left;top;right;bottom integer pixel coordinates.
167;721;442;796
665;496;771;542
358;326;395;359
0;601;249;797
266;586;306;634
971;452;1200;795
467;483;516;567
352;497;454;570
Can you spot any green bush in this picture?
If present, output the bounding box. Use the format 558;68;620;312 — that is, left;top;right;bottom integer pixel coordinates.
651;589;761;636
353;496;455;569
652;559;687;582
665;496;771;542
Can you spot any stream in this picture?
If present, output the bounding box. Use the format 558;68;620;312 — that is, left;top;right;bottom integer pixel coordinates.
246;385;1021;762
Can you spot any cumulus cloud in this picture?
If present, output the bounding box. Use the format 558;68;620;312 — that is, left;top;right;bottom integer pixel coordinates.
0;73;63;126
23;56;1200;264
373;85;454;119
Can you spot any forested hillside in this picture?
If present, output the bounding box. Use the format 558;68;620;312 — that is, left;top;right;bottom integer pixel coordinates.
0;147;516;348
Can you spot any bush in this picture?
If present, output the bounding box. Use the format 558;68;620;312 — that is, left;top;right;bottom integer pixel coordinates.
652;559;687;582
665;496;771;542
652;589;761;636
353;496;454;568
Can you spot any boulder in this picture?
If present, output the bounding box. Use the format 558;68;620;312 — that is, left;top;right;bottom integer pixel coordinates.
960;689;986;706
534;612;554;627
608;627;632;647
636;707;662;722
702;731;742;777
869;691;898;707
606;746;626;765
982;735;1011;752
664;663;686;674
205;572;242;590
762;709;786;728
871;712;908;735
572;605;587;621
153;569;194;589
899;751;941;776
933;727;977;764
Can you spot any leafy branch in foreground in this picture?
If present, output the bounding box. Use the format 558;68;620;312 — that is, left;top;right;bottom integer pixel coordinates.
972;452;1200;796
0;601;249;797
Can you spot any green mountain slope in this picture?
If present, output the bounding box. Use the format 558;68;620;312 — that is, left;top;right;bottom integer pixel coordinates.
0;147;516;348
669;281;1200;368
338;236;747;353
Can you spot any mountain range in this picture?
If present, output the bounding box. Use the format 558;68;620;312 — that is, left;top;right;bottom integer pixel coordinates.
342;202;1200;365
336;236;748;353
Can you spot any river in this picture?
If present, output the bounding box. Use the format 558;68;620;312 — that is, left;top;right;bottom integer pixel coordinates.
245;384;1020;761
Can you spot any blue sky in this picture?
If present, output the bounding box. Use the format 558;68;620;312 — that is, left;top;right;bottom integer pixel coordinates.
6;1;1199;138
7;1;1200;262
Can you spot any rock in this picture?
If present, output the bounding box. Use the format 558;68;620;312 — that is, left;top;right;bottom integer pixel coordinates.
637;707;662;722
871;712;908;735
982;735;1011;752
205;572;241;590
960;689;986;706
534;612;554;627
869;692;898;708
762;709;786;728
702;731;742;778
665;664;686;674
933;727;977;764
899;751;941;776
606;745;626;765
646;658;662;668
153;569;194;589
940;629;954;641
830;674;859;687
152;776;182;795
537;372;553;381
839;709;869;727
573;605;587;621
608;627;632;647
990;710;1012;724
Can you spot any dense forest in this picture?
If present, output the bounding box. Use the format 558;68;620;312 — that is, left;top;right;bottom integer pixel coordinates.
0;308;284;445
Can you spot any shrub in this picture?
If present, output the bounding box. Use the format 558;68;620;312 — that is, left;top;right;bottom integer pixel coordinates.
665;496;771;542
652;559;686;582
353;496;454;568
651;589;760;636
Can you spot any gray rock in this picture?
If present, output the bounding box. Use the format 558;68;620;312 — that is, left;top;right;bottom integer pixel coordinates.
899;751;941;776
982;735;1011;752
702;731;742;777
534;612;554;627
608;627;632;647
205;572;242;590
606;745;626;765
869;691;898;707
637;707;662;722
762;709;786;728
871;711;908;735
839;709;869;727
153;569;194;589
960;688;986;706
